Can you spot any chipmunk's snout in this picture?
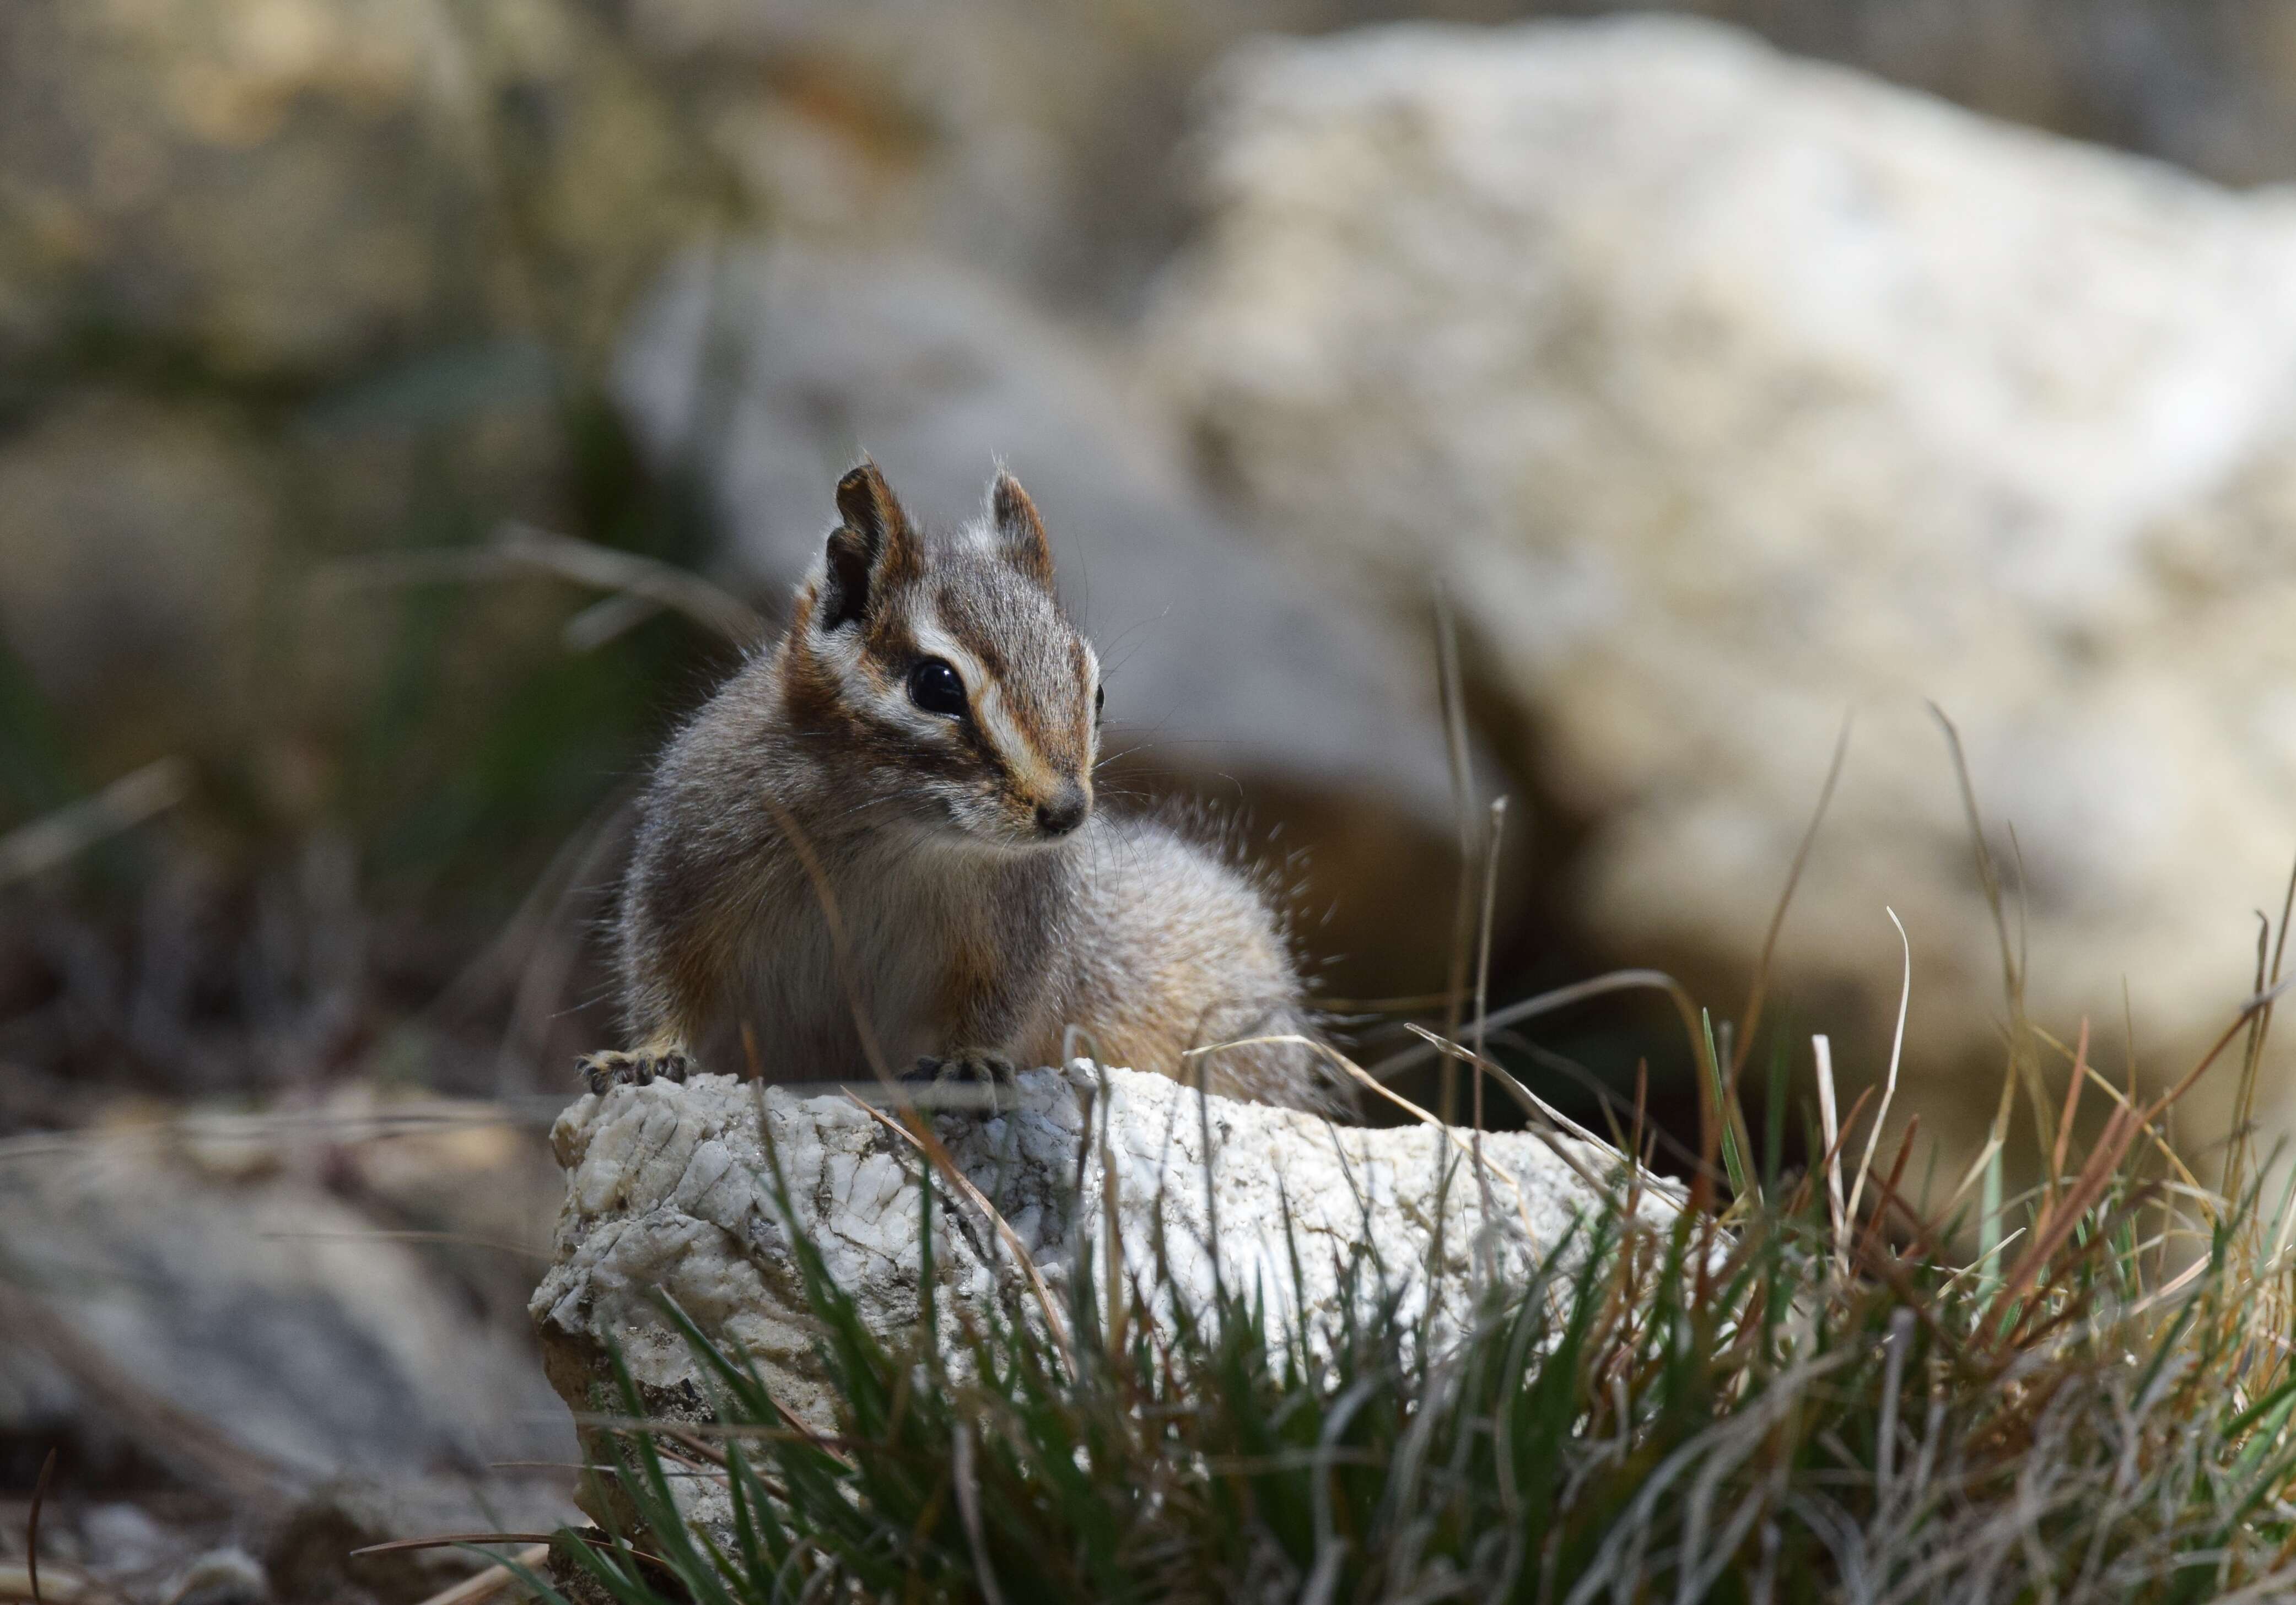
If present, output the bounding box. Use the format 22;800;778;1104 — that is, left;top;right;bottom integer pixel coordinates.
1034;782;1090;838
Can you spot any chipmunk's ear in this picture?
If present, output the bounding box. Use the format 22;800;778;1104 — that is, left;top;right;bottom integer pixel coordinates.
989;469;1054;588
823;461;913;631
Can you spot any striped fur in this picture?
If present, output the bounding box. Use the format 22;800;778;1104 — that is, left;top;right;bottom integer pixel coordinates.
596;463;1346;1115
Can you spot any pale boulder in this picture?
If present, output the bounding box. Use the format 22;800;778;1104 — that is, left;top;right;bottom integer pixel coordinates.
1151;15;2296;1147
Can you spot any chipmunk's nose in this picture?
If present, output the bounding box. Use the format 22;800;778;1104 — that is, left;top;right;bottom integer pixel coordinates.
1034;783;1088;837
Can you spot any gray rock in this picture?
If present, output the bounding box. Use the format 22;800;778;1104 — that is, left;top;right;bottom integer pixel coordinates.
529;1066;1675;1528
0;1110;575;1490
1151;14;2296;1146
613;239;1487;991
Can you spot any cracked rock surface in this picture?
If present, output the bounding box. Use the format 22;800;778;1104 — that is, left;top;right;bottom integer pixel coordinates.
529;1063;1678;1525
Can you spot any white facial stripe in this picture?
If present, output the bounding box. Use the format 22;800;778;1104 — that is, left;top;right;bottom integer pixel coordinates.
912;618;1062;793
813;610;932;742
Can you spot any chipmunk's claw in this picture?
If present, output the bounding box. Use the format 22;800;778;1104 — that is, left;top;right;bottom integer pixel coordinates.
905;1050;1015;1084
578;1048;694;1096
902;1050;1016;1109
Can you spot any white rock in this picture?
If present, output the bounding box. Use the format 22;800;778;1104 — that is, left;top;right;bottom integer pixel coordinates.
1151;15;2296;1144
529;1066;1675;1523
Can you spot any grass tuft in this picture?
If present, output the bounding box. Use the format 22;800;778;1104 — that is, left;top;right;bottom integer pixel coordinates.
524;967;2296;1603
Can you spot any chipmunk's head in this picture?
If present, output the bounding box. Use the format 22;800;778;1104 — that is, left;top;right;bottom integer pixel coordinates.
785;461;1101;849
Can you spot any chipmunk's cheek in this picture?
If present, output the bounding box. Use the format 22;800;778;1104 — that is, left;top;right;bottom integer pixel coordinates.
932;783;1008;842
989;796;1036;839
913;779;971;833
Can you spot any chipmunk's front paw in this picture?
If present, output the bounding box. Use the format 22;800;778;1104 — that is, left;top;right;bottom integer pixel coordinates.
902;1049;1015;1107
577;1047;694;1097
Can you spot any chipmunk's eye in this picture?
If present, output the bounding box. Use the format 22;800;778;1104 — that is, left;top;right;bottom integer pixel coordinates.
908;657;968;718
1094;684;1104;721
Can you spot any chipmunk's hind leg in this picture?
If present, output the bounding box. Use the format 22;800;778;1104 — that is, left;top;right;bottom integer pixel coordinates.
577;1045;696;1096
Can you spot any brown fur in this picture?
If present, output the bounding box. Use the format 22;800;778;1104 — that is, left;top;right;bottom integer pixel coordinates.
589;463;1347;1115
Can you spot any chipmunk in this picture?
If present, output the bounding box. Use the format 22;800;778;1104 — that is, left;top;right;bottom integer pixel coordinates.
578;461;1347;1115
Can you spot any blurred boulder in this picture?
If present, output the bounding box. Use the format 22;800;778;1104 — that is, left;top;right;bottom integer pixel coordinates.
0;0;732;862
0;0;713;380
613;239;1486;995
1152;15;2296;1147
611;0;1360;309
553;0;2296;322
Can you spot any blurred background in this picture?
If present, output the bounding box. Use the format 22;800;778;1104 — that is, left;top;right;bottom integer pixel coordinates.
12;1;2296;1598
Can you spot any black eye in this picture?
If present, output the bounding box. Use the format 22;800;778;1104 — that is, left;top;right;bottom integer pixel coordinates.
1094;684;1104;721
908;657;968;718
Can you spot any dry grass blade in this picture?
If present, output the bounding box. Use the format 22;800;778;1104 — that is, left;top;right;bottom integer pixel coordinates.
1435;586;1479;1120
1471;796;1510;1256
1731;716;1851;1080
1814;1034;1846;1260
952;1424;1006;1605
25;1449;53;1605
318;521;766;647
409;1544;551;1605
844;1092;1077;1374
1398;1026;1627;1200
0;1564;85;1604
1371;969;1709;1087
2229;852;2296;1205
1929;705;2018;1008
1313;990;1473;1013
1401;1026;1615;1154
1991;1101;2142;1320
1845;909;1912;1237
492;523;766;646
351;1533;585;1557
2048;1018;2089;1209
349;1533;557;1555
0;758;190;887
1851;1117;1920;1268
